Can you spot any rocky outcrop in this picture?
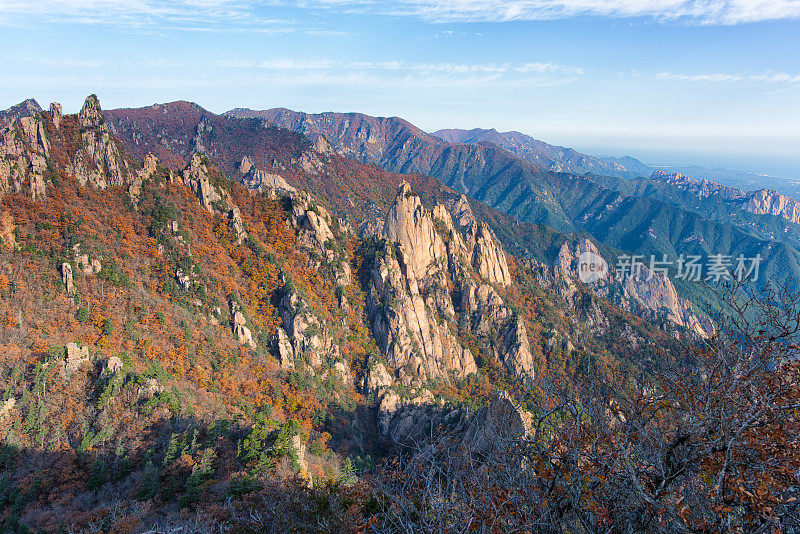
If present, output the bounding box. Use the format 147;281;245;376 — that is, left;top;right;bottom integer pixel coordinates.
746;188;800;224
652;171;800;225
449;194;476;229
367;235;476;382
554;238;709;337
0;112;50;200
0;98;42;126
238;155;296;194
469;223;511;286
71;95;132;188
383;182;447;280
63;342;90;378
291;434;312;486
103;356;123;377
182;153;247;243
0;397;15;420
182;153;223;213
229;299;256;349
289;191;350;285
277;288;338;369
50;102;62;130
461;391;532;455
61;262;74;295
73;244;101;275
137;378;163;401
128;153;158;207
363;183;534;388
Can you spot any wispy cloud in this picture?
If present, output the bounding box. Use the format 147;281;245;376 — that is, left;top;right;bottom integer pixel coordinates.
220;57;586;86
0;0;294;31
656;70;800;83
300;0;800;25
3;0;798;27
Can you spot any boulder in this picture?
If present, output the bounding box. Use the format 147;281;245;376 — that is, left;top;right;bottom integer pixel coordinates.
104;356;123;376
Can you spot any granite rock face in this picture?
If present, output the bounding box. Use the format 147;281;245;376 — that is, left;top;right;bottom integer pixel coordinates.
63;342;90;378
238;155;296;194
182;152;247;243
61;262;74;295
72;95;132;188
554;238;709;337
289;190;351;285
363;182;534;416
652;171;800;224
0;112;50;200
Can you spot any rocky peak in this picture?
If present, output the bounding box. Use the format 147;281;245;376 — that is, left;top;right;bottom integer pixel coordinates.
49;102;62;129
182;153;222;213
0;106;49;200
383;182;447;280
78;94;104;129
555;238;709;337
0;98;42;126
71;94;132;188
470;222;511;287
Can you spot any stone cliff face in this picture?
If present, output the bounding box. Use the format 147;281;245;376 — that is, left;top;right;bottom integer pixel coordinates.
364;183;536;440
182;152;247;244
72;95;133;188
746;188;800;224
554;238;709;337
0;111;49;200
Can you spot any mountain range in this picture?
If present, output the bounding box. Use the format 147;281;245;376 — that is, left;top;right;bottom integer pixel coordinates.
224;107;800;310
0;94;797;531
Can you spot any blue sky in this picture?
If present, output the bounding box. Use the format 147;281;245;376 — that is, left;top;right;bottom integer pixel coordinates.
1;1;799;178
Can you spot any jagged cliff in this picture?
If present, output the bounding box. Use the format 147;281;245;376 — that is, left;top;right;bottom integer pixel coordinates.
553;238;710;337
652;170;800;225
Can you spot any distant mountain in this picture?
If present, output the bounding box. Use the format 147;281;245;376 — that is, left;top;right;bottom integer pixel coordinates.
432;127;648;179
656;164;800;199
225;107;800;304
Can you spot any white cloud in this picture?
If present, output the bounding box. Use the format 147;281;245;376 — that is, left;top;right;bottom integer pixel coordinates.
302;0;800;25
3;0;799;26
0;0;293;30
656;70;800;83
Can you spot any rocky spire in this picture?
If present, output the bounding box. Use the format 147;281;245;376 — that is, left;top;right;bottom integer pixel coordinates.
49;102;62;129
71;94;131;188
78;94;104;129
383;182;447;280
